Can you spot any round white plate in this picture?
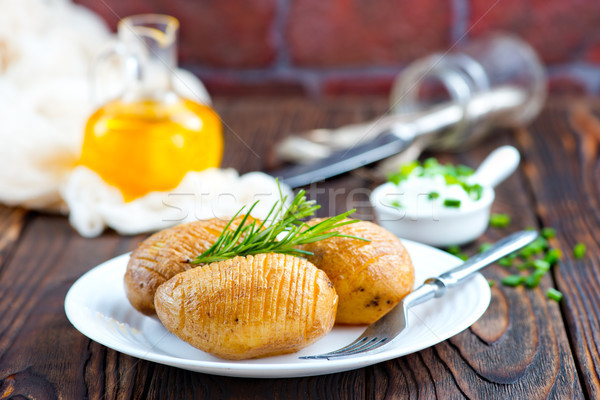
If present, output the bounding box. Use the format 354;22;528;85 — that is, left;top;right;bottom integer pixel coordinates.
65;240;490;378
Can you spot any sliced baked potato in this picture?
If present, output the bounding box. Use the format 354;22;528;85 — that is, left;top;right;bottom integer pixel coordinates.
155;253;338;360
301;219;414;325
124;218;249;315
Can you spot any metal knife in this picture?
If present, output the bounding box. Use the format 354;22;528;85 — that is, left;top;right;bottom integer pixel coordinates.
269;87;527;188
272;130;414;188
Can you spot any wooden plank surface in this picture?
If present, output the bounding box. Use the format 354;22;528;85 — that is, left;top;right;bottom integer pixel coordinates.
0;97;595;399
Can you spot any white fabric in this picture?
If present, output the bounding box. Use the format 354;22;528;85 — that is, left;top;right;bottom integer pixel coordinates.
62;167;292;238
0;0;287;237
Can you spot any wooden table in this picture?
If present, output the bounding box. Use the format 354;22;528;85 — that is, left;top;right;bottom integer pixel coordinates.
0;97;598;399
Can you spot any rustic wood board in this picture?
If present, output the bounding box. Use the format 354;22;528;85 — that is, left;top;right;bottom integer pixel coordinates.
0;97;594;399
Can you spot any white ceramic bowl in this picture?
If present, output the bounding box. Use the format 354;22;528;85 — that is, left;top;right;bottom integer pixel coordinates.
370;182;495;247
370;146;520;247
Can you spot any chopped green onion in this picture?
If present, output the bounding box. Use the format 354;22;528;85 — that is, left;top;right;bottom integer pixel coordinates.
525;226;536;231
490;213;511;228
488;279;496;287
457;253;468;261
400;161;420;177
423;157;439;169
427;191;440;200
541;227;556;239
533;259;551;271
518;260;534;270
547;288;563;302
544;248;562;265
387;172;405;185
499;257;514;267
388;158;483;202
466;183;483;201
519;247;534;259
479;242;492;253
389;199;402;208
443;199;461;208
446;245;461;255
502;275;525;287
444;175;459;185
573;243;586;259
524;269;546;288
456;164;475;176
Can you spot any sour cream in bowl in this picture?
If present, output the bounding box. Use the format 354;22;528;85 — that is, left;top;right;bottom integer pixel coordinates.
370;146;520;247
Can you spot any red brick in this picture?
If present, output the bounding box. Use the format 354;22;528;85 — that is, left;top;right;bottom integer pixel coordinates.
584;41;600;64
470;0;600;64
322;76;395;97
200;76;307;96
74;0;277;68
287;0;452;67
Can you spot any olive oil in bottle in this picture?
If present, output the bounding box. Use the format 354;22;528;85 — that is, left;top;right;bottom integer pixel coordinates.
80;15;223;201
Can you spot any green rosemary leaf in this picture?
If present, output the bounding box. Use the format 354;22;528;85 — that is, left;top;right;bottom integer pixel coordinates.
190;183;369;265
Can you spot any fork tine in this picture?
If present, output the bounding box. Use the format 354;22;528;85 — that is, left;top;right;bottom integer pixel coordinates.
320;337;388;359
299;336;388;359
299;337;368;359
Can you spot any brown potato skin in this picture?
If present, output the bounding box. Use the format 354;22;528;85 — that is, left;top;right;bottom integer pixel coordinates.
301;219;414;325
124;218;246;315
154;253;338;360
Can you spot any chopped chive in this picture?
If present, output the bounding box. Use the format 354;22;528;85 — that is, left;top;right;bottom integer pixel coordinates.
456;164;474;176
573;243;586;259
547;288;563;302
519;247;534;259
501;275;525;287
447;245;461;255
488;279;496;287
524;269;546;288
545;248;562;265
499;257;514;267
467;184;483;201
490;213;511;228
389;199;402;208
427;191;440;200
423;157;438;169
443;199;461;208
533;259;551;271
541;227;556;239
444;175;460;185
479;242;492;253
387;173;405;185
518;260;534;270
400;160;420;177
528;237;549;254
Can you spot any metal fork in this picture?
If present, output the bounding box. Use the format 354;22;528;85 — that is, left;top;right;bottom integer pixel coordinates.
300;230;538;360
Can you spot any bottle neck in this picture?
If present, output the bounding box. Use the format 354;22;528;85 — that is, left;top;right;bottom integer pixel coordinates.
119;20;178;100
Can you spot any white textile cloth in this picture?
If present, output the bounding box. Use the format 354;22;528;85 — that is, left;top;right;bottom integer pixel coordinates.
63;167;291;238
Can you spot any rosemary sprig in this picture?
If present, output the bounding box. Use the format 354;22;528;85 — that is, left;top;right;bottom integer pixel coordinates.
189;186;368;265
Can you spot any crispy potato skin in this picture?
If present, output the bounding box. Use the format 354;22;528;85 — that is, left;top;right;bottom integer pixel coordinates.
154;253;338;360
301;219;414;325
124;218;244;315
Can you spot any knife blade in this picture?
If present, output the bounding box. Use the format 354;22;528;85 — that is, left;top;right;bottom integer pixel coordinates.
271;130;412;188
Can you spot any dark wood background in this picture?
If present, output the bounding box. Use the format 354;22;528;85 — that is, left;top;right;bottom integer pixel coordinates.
0;97;598;399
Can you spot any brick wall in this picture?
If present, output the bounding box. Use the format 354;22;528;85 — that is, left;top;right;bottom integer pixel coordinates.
75;0;600;97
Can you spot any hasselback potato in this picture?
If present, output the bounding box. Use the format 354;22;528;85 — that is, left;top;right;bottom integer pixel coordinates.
301;219;414;325
155;253;338;360
124;218;250;315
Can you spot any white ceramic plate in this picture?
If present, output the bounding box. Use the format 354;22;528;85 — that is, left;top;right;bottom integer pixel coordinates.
65;240;490;378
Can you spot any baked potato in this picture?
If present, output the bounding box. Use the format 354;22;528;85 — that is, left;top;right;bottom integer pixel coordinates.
301;219;414;325
124;217;251;315
155;253;338;360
